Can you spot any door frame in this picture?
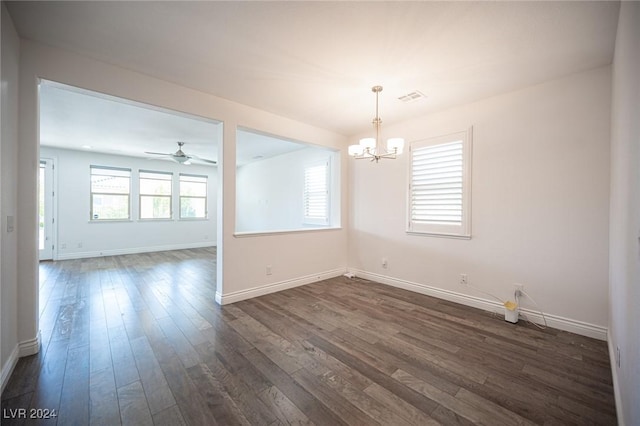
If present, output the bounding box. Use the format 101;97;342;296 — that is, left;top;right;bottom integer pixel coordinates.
39;157;57;261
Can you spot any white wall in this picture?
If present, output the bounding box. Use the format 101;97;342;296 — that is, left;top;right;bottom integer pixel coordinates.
236;146;340;233
1;2;21;390
609;2;640;424
349;66;611;337
14;39;348;354
40;147;218;259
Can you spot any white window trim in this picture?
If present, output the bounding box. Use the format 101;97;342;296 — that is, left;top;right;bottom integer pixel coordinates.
303;159;330;226
90;165;132;221
179;173;208;220
139;170;173;220
407;127;472;239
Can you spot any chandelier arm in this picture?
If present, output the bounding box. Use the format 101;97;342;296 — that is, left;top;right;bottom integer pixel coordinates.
378;152;397;160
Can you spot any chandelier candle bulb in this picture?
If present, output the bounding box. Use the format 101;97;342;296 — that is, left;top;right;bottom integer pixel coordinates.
387;138;405;154
348;144;364;156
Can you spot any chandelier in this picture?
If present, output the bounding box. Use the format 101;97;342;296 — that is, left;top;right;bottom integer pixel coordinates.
348;85;404;162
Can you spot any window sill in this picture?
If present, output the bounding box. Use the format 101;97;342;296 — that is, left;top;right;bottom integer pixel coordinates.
234;227;342;238
406;230;471;240
88;219;133;223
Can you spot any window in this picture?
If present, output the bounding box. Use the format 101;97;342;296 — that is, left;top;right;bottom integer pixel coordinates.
90;166;131;220
235;127;339;234
180;174;207;219
408;128;472;238
139;171;172;219
303;160;330;225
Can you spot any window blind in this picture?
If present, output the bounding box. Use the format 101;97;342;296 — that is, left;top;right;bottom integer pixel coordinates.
304;162;329;224
408;128;472;237
410;141;463;225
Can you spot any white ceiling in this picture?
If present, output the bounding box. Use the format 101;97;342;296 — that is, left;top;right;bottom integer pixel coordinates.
40;81;311;166
8;1;619;137
40;81;221;163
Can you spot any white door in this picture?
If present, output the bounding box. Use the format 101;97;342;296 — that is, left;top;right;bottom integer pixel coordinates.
39;159;54;260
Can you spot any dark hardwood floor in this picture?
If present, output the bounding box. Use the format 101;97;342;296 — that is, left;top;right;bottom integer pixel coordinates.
2;248;616;425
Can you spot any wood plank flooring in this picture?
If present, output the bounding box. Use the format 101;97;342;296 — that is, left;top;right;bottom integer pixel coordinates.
2;248;616;425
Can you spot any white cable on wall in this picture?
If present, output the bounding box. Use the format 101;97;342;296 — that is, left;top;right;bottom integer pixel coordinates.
466;281;549;329
519;289;548;329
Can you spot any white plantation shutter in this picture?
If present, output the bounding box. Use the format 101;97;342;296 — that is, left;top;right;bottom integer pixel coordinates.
411;141;463;224
408;129;472;237
304;161;329;225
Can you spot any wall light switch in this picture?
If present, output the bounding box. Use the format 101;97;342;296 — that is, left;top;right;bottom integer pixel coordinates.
6;216;14;233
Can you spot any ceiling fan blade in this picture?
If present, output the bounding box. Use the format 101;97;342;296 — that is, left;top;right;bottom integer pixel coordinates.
146;144;215;165
190;155;217;164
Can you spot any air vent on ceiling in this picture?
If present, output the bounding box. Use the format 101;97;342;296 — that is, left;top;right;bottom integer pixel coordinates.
398;90;427;103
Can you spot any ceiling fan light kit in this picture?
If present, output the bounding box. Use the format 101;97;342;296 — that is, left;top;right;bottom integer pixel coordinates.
173;142;190;164
145;141;216;165
349;86;405;163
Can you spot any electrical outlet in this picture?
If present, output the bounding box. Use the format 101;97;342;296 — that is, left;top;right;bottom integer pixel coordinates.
515;283;524;296
382;258;388;269
460;274;468;285
266;265;272;276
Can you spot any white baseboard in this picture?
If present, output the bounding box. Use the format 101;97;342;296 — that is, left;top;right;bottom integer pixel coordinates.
351;269;608;341
217;267;348;305
607;333;624;426
1;332;40;393
56;242;216;260
1;345;19;393
18;332;41;357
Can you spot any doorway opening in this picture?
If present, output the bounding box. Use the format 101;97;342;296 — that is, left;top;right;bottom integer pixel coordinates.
38;79;222;302
38;158;54;260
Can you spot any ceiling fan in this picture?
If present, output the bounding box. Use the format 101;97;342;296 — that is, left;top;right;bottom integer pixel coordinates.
145;141;216;165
